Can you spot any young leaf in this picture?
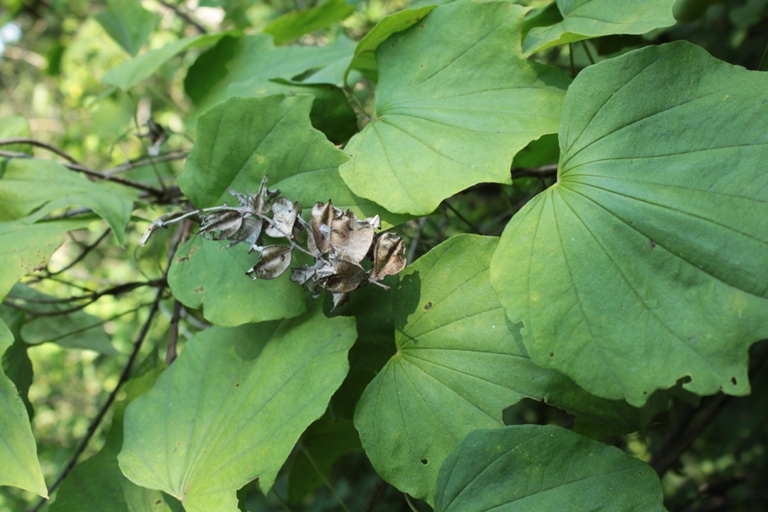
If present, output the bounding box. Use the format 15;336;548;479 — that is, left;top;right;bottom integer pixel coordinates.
118;305;357;512
523;0;676;55
339;0;571;215
491;41;768;406
0;319;47;497
434;425;664;511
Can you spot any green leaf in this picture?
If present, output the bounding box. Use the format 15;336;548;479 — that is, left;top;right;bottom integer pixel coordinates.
523;0;676;55
0;115;31;152
434;425;664;511
327;276;397;420
0;218;91;300
491;41;768;406
287;411;362;504
178;94;408;228
339;0;570;215
51;370;182;512
346;5;437;83
94;0;160;56
5;284;119;355
1;330;34;420
0;158;137;246
118;305;357;512
102;33;228;90
0;318;46;497
354;234;644;503
168;235;306;327
264;0;355;46
184;33;355;116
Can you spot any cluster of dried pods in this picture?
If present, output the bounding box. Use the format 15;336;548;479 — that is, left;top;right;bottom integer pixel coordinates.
140;176;407;308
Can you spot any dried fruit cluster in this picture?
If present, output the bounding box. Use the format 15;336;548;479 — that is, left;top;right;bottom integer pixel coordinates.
140;176;406;308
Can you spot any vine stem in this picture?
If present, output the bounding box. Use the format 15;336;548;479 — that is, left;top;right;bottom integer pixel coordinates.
25;225;185;512
404;493;420;512
299;444;351;512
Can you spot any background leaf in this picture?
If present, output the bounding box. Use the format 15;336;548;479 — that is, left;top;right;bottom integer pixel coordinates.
339;0;570;215
523;0;676;55
491;41;768;406
434;425;664;512
102;33;228;90
118;305;357;512
0;218;90;300
93;0;160;56
263;0;355;46
0;159;137;246
0;319;46;497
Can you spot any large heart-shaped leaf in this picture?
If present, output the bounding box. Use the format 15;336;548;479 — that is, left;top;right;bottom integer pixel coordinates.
523;0;676;55
0;159;137;246
118;304;356;512
354;234;650;503
0;319;46;497
339;0;570;215
434;425;664;511
491;41;768;406
178;94;408;227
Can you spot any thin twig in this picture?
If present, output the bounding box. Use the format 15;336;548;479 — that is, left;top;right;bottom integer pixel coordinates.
5;279;165;317
443;200;482;235
406;217;428;265
650;341;768;476
156;0;208;34
362;477;389;512
299;444;351;512
166;300;183;365
26;227;185;512
581;40;595;65
0;150;166;197
48;229;112;276
512;163;558;180
104;151;188;175
0;137;81;165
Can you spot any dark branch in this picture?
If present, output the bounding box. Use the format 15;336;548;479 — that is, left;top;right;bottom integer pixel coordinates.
156;0;208;34
48;229;112;276
0;137;82;165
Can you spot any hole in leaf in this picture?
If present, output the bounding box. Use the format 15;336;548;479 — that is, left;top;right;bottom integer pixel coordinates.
420;459;428;465
731;377;738;385
423;301;433;310
155;500;162;505
235;383;240;387
549;352;554;358
681;376;692;384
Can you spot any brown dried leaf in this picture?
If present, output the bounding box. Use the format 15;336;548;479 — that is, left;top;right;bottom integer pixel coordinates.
199;210;243;240
370;232;406;281
227;216;263;248
316;258;367;294
331;292;349;310
246;245;293;280
252;175;279;214
329;210;376;264
265;197;299;238
310;201;338;255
